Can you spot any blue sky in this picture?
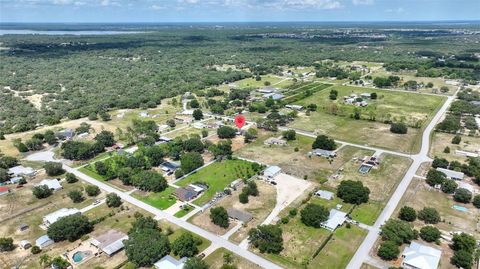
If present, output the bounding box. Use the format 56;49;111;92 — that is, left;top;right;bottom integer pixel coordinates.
1;0;479;23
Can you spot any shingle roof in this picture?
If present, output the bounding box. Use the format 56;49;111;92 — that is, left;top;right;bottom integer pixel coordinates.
227;208;253;223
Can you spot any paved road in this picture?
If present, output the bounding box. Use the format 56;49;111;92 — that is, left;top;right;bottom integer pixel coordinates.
346;92;456;269
62;164;283;269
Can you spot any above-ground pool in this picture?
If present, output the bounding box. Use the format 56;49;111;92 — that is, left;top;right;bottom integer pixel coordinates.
452;205;468;212
72;250;92;263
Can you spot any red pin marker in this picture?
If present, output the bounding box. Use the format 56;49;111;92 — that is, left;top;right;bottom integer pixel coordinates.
235;114;246;129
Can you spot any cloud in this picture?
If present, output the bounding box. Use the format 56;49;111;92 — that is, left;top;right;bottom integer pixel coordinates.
178;0;200;3
151;4;164;10
52;0;73;5
386;7;404;13
352;0;373;5
222;0;342;9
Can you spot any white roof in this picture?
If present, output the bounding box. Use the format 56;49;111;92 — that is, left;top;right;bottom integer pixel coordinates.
90;230;128;256
402;242;441;269
457;181;475;193
43;208;80;225
315;190;334;200
322;209;347;231
188;184;204;193
264;166;281;177
8;165;35;176
36;235;53;248
436;168;464;180
154;255;187;269
37;179;62;190
20;240;31;248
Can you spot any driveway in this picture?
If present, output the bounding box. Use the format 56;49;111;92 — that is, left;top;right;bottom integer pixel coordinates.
25;149;56;162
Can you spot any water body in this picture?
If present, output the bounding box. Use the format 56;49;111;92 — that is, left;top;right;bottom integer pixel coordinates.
0;29;145;36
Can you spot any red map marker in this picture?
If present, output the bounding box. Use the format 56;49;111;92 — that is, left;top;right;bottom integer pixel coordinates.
235;114;246;129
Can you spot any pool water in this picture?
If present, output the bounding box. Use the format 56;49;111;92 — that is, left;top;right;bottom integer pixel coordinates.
72;251;92;263
452;205;468;212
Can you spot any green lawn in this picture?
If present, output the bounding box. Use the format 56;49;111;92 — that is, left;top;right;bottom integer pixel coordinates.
350;202;384;226
176;159;261;206
133;186;177;210
234;75;293;89
174;205;194;218
78;166;108;181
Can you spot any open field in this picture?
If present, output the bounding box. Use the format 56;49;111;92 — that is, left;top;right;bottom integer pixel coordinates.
233;75;294;89
324;153;411;225
132;186;177;210
236;131;370;182
205;247;262;269
176;159;261;206
430;132;480;163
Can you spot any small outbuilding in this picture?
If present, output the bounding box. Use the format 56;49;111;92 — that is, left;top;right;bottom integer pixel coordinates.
36;235;54;249
315;190;334;200
19;223;29;231
20;240;32;250
321;209;347;231
264;137;287;146
264;166;281;178
311;149;336;158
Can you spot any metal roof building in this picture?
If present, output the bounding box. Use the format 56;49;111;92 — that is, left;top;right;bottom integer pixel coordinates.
90;229;128;256
436;167;464;180
402;242;441;269
43;208;80;227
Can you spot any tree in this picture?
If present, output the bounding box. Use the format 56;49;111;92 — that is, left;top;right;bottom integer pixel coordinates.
172;232;201;257
31;245;41;254
239;192;249;204
371;92;377;99
32;185;53;199
380;219;416;245
85;185;100;196
337;180;370;205
210;206;229;228
44;162;64;176
329;89;338;100
473;195;480;208
167;119;176;128
0;156;18;169
248;225;283;254
184;257;210;269
0;168;9;183
68;190;85;203
106;193;122;207
51;256;70;269
425;169;446;186
398;206;417;222
390;122;408;134
282;129;296;141
312;135;337;150
124;227;170;267
300;204;329;228
184;138;204;153
217;126;237;139
452;233;476;253
132;171;168;192
419;226;441;243
181;152;204;173
25;138;44;151
432;157;449;168
202;129;208;138
418;207;440;224
65;173;78;183
440;86;450;93
441;180;458;194
377;241;399;260
0;237;14;251
94;130;115;148
209;140;233;159
189;99;200;108
244;128;258;143
307;103;317;111
193;109;204;120
451;250;473;269
454;188;472;203
99;111;111;121
452;135;461;144
246;181;259;196
47;214;93;242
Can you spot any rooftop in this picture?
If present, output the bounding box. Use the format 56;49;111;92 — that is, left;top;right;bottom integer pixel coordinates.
402;242;442;269
436;167;464;180
43;208;80;225
227;207;253;223
90;229;128;256
321;209;347;231
154;255;188;269
264;165;281;177
37;179;62;190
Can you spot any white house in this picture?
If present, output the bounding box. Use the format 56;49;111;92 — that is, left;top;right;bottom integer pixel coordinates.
321;209;347;231
311;149;336;158
154;255;187;269
36;235;54;249
43;208;80;227
8;165;36;178
285;105;304;111
315;190;334;200
436;167;464;180
402;242;441;269
37;179;62;191
264;166;281;178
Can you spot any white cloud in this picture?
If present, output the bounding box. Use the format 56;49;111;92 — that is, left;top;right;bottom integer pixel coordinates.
151;4;164;10
223;0;342;9
178;0;200;4
352;0;373;5
52;0;73;5
386;7;404;13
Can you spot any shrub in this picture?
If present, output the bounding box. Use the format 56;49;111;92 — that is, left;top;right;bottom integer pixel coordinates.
390;122;408;134
85;185;100;196
282;129;296;141
65;173;78;183
398;206;417;222
31;245;41;254
418;207;440;224
0;237;15;251
452;135;461;144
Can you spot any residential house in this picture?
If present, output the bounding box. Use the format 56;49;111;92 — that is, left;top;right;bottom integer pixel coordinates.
321;209;347;231
227;208;253;223
175;188;198;202
139;111;149;118
37;179;62;191
154;255;187;269
264;137;287;146
0;186;10;196
9;176;23;184
285;105;304;111
401;242;441;269
36;235;54;249
160;161;181;174
263;93;284;100
257;86;276;94
158;124;170;132
315;190;334;200
55;129;75;140
43;208;81;227
436;168;464;180
90;229;129;256
264;166;281;178
360;93;371;99
193;122;206;129
8;165;36;178
311;149;337;158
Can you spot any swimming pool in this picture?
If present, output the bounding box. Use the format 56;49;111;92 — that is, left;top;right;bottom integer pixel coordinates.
359;164;372;174
72;250;92;263
452;205;468;212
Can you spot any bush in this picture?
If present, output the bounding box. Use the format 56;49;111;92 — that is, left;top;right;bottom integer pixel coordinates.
453;188;472;203
68;190;85;203
239;192;249;204
377;241;399;260
443;146;450;153
210;207;229;228
390;122;408;134
452;135;461;144
85;185;100;196
32;185;53;199
417;207;440;224
106;193;122;207
65;173;78;183
300;204;329;228
419;226;441;243
0;237;15;251
398;206;417;222
31;245;41;254
289;208;297;217
44;162;64;176
47;214;93;242
248;225;283;254
337;180;370;205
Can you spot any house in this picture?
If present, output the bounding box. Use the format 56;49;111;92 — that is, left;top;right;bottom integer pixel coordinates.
8;165;36;178
311;149;336;158
457;181;475;193
139;111;149;117
10;176;23;184
37;179;62;191
401;242;441;269
227;208;253;223
257;86;275;94
154;255;187;269
187;184;206;194
263;93;285;100
264;137;287;146
321;209;347;231
175;187;198;202
436;168;464;180
43;208;81;227
36;235;54;249
315;190;334;200
160;161;181;173
193;122;206;129
158;124;170;132
19;223;29;231
456;150;480;158
20;240;32;250
360;93;371;99
362;155;380;166
158;136;173;142
55;128;75;140
0;186;10;196
90;229;128;256
264;166;281;178
285;105;304;111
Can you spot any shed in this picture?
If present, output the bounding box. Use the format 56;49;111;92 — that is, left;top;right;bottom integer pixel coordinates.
264;166;281;178
161;161;181;172
20;240;31;250
10;176;23;184
436;168;464;180
19;223;29;231
264;137;287;146
315;190;334;200
227;208;253;223
55;129;75;140
36;235;54;249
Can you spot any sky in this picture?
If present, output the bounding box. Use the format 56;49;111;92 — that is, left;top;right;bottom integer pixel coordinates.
0;0;479;23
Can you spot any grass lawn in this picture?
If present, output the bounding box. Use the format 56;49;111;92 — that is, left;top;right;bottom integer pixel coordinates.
350;202;384;226
430;132;480;163
308;225;368;269
234;75;293;89
174;205;194;218
132;186;177;210
205;248;262;269
78;165;128;192
176;159;261;206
